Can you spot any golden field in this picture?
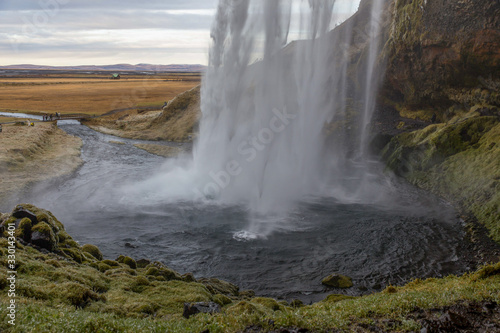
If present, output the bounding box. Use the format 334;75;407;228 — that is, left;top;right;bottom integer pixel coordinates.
0;73;201;116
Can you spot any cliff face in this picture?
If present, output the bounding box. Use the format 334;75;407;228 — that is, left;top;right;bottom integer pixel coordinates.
380;0;500;242
385;0;500;111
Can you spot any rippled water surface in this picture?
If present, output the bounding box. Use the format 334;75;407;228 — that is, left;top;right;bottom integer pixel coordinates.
3;123;470;302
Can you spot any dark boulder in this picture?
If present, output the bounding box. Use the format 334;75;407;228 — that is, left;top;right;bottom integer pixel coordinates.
31;222;57;251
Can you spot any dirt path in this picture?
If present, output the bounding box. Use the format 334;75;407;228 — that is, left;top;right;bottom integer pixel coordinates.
0;122;83;201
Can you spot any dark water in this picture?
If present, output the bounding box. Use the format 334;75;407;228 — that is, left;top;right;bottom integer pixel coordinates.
2;123;470;302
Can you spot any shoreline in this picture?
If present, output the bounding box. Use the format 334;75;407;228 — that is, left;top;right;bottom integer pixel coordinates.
0;122;83;203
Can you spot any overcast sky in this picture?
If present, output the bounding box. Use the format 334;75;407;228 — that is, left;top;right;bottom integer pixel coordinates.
0;0;360;66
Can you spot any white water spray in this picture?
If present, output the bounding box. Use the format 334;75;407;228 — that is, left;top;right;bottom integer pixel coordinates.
123;0;388;228
192;0;387;212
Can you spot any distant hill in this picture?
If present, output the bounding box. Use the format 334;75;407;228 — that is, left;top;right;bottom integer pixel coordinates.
0;63;206;72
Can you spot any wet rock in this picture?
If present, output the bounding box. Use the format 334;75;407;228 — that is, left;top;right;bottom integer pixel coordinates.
183;302;221;319
321;274;353;288
124;242;137;249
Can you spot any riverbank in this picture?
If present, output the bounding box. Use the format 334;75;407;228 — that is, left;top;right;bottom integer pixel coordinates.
1;204;499;332
0;122;82;201
82;85;201;142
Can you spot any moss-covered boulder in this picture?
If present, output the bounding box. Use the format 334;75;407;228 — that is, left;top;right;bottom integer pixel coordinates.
82;244;103;261
198;277;239;296
322;274;353;288
31;222;57;251
122;256;137;269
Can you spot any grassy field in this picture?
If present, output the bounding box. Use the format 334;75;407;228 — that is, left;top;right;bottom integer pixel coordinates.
0;73;201;116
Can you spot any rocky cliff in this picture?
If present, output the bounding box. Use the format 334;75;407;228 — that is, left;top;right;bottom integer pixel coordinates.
379;0;500;242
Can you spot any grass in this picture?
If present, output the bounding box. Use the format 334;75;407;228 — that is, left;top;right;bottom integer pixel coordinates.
0;74;200;116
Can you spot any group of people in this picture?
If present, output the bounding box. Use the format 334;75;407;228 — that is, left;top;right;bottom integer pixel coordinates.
43;112;61;121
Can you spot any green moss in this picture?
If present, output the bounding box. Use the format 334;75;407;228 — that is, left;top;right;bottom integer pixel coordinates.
98;263;112;273
31;222;57;251
123;256;137;269
322;274;353;288
474;262;500;280
101;260;120;267
383;114;500;243
56;282;105;309
290;299;304;308
322;294;358;303
57;230;71;243
226;301;265;317
252;297;282;311
199;278;239;296
62;248;84;264
213;294;232;306
145;266;158;276
16;217;32;241
82;244;103;261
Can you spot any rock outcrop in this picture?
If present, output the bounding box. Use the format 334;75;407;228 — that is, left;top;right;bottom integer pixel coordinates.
377;0;500;243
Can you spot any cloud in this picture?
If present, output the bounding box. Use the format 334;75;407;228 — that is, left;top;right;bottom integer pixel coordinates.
0;0;360;66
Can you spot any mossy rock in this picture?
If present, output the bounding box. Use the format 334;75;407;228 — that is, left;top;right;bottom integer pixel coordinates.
57;230;71;243
60;239;80;249
136;259;151;268
82;244;103;261
130;276;150;293
62;248;84;264
252;297;282;311
98;263;112;273
239;290;256;299
101;260;120;267
16;217;32;242
474;262;500;280
198;278;239;296
122;256;137;269
212;294;232;306
182;272;196;283
145;266;159;276
322;274;353;288
13;204;64;233
56;282;105;309
105;267;136;277
31;222;57;251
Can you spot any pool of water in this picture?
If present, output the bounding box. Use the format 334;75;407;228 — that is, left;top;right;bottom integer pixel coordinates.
2;123;470;302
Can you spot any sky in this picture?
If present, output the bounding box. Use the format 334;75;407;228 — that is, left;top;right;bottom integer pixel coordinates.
0;0;360;66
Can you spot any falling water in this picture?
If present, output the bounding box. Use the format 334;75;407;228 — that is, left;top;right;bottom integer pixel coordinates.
191;0;388;214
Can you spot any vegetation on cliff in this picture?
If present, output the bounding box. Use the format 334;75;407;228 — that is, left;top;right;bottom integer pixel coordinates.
380;0;500;243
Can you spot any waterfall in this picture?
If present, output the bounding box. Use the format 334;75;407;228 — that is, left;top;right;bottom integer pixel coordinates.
191;0;387;214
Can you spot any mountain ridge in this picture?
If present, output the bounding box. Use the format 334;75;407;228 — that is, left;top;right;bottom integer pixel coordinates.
0;63;206;72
